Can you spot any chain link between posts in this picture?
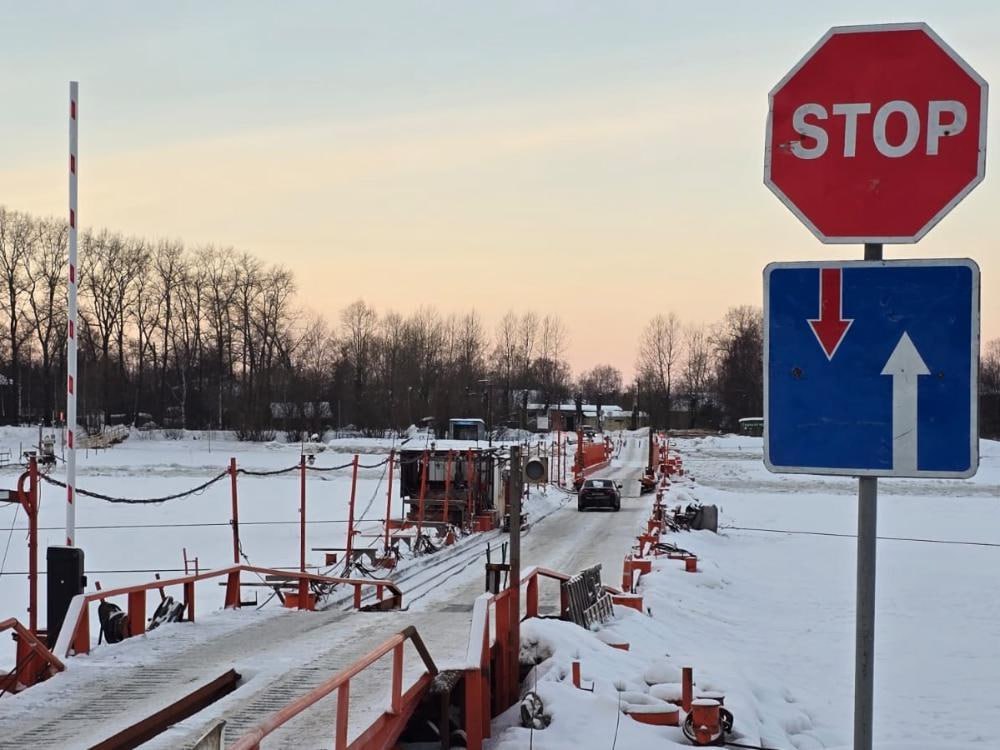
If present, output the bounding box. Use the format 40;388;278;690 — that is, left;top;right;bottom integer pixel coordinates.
36;456;391;504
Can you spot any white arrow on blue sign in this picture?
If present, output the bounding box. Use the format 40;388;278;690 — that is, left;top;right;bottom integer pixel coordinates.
764;259;980;478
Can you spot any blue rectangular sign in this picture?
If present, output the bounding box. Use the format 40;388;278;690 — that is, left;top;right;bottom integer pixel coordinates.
764;259;979;478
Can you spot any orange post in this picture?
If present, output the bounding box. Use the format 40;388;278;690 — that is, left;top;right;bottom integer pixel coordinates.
526;574;538;618
554;431;560;485
184;581;195;622
299;455;309;606
465;449;474;532
464;668;485;750
443;450;453;530
229;457;240;565
19;460;39;635
682;666;693;712
417;450;429;539
345;455;359;574
391;642;403;712
572;660;582;689
336;682;350;749
128;591;146;636
383;450;395;553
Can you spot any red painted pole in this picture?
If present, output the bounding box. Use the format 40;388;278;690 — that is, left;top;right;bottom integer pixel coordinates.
443;450;453;528
417;450;428;539
229;457;240;565
383;449;395;553
299;455;307;573
26;458;38;634
465;449;474;531
345;454;359;573
555;431;561;485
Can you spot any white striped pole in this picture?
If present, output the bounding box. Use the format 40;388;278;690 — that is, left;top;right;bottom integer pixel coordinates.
66;81;79;548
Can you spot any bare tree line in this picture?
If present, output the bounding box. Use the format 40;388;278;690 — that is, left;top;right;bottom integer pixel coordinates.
0;205;995;438
0;207;575;436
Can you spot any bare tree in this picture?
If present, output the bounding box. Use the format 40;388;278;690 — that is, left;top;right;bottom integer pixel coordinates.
528;314;567;422
25;218;67;423
340;299;378;426
679;324;713;428
981;338;1000;439
0;209;34;421
636;312;682;428
712;305;763;429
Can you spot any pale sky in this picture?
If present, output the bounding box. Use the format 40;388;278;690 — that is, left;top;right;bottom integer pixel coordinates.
1;1;997;376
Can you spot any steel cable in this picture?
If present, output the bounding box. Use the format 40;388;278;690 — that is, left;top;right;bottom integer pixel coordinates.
39;470;230;504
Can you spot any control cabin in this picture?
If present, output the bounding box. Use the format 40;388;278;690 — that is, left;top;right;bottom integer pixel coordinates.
447;418;487;441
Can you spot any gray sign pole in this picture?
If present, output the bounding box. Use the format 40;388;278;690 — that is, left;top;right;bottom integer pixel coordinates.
854;241;882;750
508;445;522;708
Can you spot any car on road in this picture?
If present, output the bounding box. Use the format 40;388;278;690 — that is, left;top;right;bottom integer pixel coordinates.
577;478;621;512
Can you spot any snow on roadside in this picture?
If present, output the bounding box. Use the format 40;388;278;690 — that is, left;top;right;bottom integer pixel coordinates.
488;435;999;749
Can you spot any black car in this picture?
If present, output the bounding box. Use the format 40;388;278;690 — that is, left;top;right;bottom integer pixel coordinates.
577;478;621;511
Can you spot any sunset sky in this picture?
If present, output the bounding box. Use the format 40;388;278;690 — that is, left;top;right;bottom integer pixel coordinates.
1;1;997;376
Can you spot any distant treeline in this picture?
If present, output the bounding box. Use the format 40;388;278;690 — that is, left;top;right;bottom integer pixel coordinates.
0;206;996;439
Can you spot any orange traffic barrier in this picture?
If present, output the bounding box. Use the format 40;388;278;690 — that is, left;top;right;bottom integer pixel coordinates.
682;666;693;712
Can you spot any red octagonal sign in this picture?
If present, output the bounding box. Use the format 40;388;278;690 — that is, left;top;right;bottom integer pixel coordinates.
765;23;988;243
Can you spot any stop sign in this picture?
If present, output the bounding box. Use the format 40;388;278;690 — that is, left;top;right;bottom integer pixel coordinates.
765;23;987;243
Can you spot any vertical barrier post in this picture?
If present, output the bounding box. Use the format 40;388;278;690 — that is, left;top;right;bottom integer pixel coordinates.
229;457;240;565
299;455;308;607
555;431;560;485
26;459;39;634
443;450;453;531
464;668;484;750
855;241;883;750
682;666;693;712
345;455;359;574
128;590;146;636
417;450;428;539
383;449;395;553
336;682;350;750
507;445;522;708
526;573;538;619
299;455;307;573
465;449;474;532
391;642;403;713
66;81;79;549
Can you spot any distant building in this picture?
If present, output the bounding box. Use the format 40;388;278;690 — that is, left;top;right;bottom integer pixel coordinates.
524;402;647;432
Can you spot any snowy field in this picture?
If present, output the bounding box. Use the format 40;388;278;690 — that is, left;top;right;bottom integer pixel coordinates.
487;434;999;749
0;427;418;667
1;429;997;749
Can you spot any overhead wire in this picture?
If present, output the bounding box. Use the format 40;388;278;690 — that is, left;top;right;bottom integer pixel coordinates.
0;503;20;579
721;525;1000;549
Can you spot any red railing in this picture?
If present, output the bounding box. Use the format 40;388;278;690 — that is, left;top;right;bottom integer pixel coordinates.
0;618;64;696
463;565;611;749
229;625;438;750
54;564;402;659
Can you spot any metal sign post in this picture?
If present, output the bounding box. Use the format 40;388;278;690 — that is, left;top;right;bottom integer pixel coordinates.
854;241;881;750
507;445;522;708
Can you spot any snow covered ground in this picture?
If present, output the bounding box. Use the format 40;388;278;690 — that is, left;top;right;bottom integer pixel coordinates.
486;435;999;749
0;427;413;669
1;429;996;749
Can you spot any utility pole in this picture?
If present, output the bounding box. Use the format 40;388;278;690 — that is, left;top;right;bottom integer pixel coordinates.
507;444;522;707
